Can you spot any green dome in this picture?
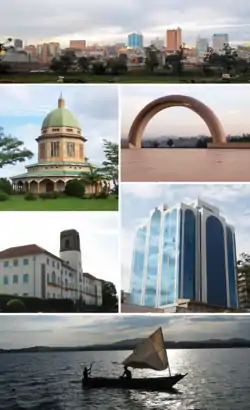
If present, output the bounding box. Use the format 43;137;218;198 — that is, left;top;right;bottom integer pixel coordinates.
42;96;81;129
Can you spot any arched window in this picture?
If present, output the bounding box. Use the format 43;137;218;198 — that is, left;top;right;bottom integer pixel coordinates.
52;271;56;283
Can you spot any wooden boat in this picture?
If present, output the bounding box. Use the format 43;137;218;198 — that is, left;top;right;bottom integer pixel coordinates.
82;327;187;391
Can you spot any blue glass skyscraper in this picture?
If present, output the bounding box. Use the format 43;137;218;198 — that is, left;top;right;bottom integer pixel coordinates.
128;32;143;49
130;199;238;309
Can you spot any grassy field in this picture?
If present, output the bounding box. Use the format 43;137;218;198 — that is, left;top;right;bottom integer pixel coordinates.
1;72;250;83
0;195;118;211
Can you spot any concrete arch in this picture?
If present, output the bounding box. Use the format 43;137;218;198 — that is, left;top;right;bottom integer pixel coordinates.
128;94;227;148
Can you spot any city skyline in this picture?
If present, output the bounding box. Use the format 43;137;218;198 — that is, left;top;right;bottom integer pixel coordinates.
0;212;119;287
0;85;118;179
1;0;250;46
121;85;250;138
121;184;250;292
0;315;249;349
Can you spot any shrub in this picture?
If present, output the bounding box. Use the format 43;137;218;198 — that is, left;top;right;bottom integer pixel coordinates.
24;192;37;201
97;191;109;199
6;299;27;313
39;192;59;199
0;178;12;195
65;179;86;198
0;191;9;201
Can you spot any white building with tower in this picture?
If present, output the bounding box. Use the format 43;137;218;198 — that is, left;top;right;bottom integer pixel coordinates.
0;229;103;305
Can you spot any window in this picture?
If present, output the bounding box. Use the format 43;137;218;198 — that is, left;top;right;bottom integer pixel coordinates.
52;128;60;132
67;142;75;157
65;279;68;289
79;144;84;160
65;239;70;249
4;261;9;268
57;277;60;284
13;275;18;284
52;261;55;267
23;259;29;266
47;258;50;265
51;141;60;157
47;293;50;298
53;293;55;298
23;274;29;283
39;143;46;160
52;271;56;283
57;262;59;269
66;128;73;132
47;273;50;284
3;276;8;285
13;259;18;267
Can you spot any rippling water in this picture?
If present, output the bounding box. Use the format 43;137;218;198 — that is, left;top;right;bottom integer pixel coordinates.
0;349;249;410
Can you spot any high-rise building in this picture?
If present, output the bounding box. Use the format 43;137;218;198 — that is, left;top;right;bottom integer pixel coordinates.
14;39;23;49
196;37;209;57
128;32;143;49
69;40;86;50
212;33;229;52
130;199;238;310
166;27;182;50
238;270;250;310
48;42;60;58
151;37;165;50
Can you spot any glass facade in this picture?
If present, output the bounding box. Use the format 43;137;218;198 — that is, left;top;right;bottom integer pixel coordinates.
128;33;143;49
144;210;161;307
206;216;227;307
160;208;180;306
130;226;147;305
129;199;237;310
182;209;196;299
226;226;237;308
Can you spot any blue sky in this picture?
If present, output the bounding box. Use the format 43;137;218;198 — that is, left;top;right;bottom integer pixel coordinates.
0;84;118;179
0;315;249;349
121;183;250;291
121;85;250;139
0;212;119;288
1;0;250;45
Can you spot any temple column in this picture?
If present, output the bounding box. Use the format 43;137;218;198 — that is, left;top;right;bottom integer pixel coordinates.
37;181;40;194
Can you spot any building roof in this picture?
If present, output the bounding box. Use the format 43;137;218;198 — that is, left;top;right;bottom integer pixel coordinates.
0;244;75;271
83;272;102;282
42;96;81;130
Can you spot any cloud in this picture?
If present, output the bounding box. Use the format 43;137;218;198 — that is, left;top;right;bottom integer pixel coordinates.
0;314;250;349
1;1;250;45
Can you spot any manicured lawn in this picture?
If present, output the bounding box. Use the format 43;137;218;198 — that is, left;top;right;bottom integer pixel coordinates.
1;72;250;83
0;195;118;211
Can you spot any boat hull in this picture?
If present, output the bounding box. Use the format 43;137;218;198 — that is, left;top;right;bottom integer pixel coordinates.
82;373;187;391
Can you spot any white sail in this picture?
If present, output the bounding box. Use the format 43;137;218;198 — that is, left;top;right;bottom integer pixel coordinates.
122;327;169;371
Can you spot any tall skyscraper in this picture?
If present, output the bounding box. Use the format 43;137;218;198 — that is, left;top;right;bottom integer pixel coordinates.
196;37;209;57
127;32;143;49
212;33;229;52
130;199;238;310
166;27;182;50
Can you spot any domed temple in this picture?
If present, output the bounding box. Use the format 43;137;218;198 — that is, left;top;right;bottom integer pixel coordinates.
11;94;110;194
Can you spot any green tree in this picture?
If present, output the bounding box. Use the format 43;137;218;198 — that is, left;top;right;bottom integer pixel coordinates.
0;127;33;168
65;179;86;198
101;280;118;310
81;165;105;194
92;61;106;75
0;178;12;194
107;55;127;75
237;253;250;274
78;56;89;72
101;139;118;188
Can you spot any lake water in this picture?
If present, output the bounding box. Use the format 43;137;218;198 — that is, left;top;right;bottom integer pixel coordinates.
121;149;250;181
0;349;249;410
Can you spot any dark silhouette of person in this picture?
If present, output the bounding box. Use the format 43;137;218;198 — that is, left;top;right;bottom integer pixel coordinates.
83;366;92;381
122;366;132;379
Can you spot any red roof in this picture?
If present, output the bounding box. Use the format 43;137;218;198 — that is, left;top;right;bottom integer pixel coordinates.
0;244;75;271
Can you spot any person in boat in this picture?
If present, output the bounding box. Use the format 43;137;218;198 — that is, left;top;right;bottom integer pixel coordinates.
83;365;92;381
121;365;132;380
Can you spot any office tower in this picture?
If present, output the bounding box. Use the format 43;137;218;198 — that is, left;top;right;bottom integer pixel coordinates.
130;199;238;310
196;37;209;57
14;39;23;49
238;271;250;310
48;42;60;58
166;27;182;50
69;40;86;50
151;37;165;50
128;32;143;49
212;34;229;52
